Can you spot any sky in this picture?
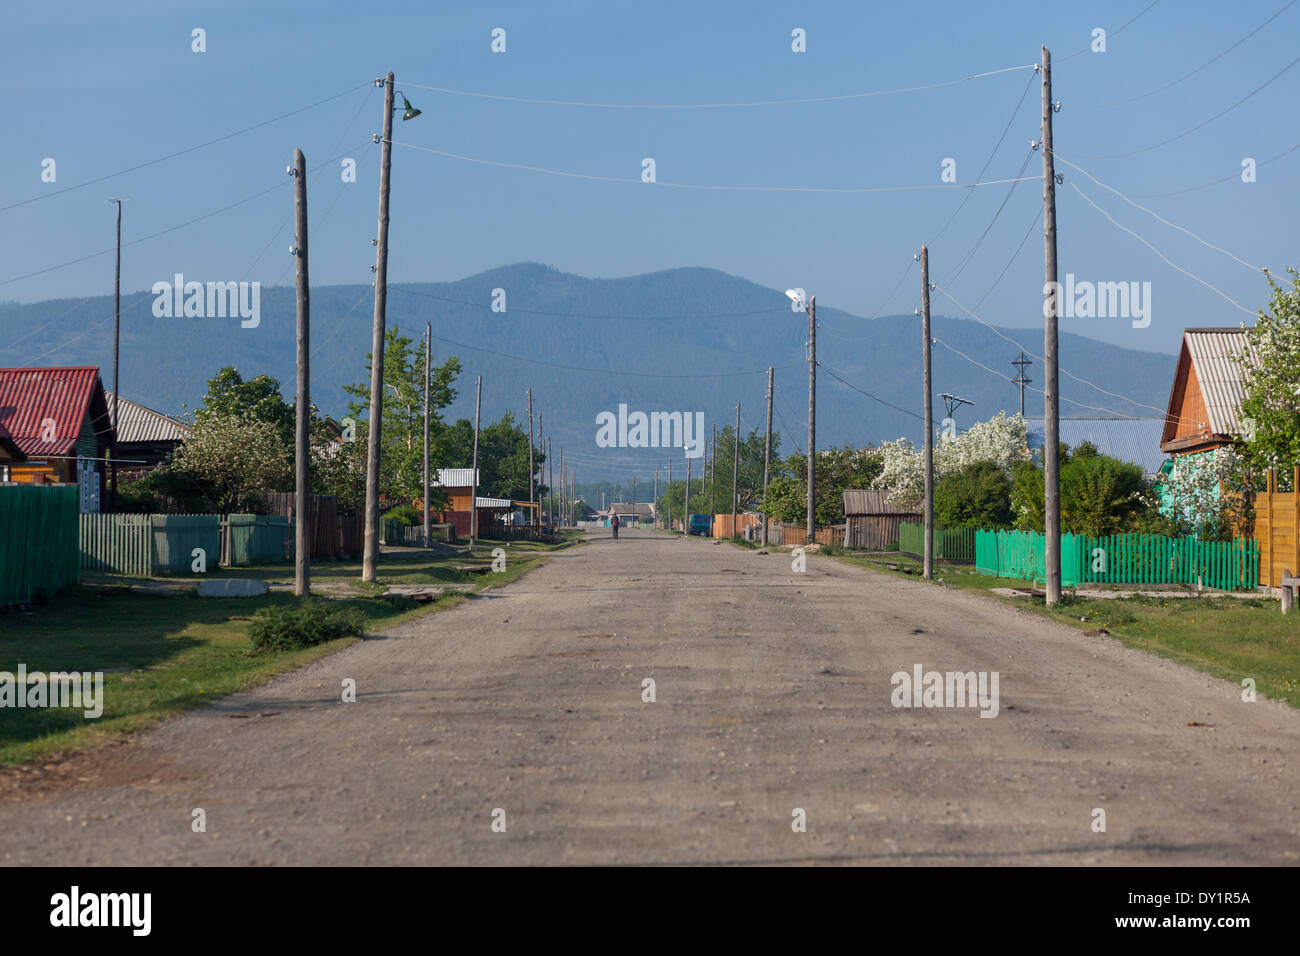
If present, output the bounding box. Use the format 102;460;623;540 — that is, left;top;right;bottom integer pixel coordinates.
1;0;1295;360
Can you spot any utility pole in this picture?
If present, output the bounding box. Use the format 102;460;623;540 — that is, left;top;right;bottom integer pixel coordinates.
667;459;673;531
537;413;544;525
108;198;124;512
731;401;740;539
1012;350;1033;416
806;295;817;540
547;438;553;528
921;246;934;581
469;375;481;546
631;475;636;526
1041;45;1062;606
362;72;395;583
709;425;717;516
654;467;659;529
527;389;535;531
762;366;773;547
423;324;431;549
292;150;311;597
560;450;565;527
684;453;691;535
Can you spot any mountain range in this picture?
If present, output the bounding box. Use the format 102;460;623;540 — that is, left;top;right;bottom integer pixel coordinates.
0;262;1177;479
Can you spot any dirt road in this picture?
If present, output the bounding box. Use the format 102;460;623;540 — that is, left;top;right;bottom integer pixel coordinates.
3;527;1297;865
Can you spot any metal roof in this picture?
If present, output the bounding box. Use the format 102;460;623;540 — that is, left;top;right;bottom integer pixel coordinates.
843;490;917;515
431;468;479;488
607;502;654;516
1024;418;1167;474
103;392;193;445
0;366;113;456
1183;329;1254;437
475;496;513;508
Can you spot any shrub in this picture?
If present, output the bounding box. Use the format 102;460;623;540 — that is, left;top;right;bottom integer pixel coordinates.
383;504;423;526
934;461;1012;529
248;600;365;651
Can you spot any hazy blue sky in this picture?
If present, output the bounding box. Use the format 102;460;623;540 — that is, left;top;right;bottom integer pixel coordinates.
2;0;1294;356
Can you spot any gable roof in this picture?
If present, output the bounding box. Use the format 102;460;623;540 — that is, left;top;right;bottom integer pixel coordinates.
1025;418;1167;474
0;366;114;456
431;468;479;488
104;392;193;445
1161;327;1256;450
843;490;917;515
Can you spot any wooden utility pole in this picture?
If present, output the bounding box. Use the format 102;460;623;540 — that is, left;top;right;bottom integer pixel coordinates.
292;151;311;597
423;323;431;548
762;366;773;546
684;453;691;534
536;412;543;529
709;425;716;516
547;438;553;528
667;458;673;531
469;375;482;546
654;467;658;528
362;72;395;582
1041;45;1062;606
108;198;124;511
921;247;934;581
560;450;565;526
527;389;535;530
730;401;740;539
631;475;636;525
806;295;817;539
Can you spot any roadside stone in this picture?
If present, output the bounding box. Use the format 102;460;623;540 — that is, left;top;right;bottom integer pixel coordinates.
197;579;269;598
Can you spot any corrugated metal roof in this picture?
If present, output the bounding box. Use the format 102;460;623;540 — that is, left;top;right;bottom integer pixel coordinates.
431;468;479;488
475;496;513;508
1024;418;1167;474
607;502;654;516
0;366;111;456
843;490;916;515
1184;329;1255;436
103;392;193;445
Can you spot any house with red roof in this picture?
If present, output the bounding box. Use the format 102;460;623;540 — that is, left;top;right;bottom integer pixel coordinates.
0;366;116;509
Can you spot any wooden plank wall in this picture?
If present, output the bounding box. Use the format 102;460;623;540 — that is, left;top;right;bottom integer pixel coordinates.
1254;467;1299;587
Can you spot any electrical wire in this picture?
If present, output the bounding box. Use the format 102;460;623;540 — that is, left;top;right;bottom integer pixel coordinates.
1058;0;1164;61
389;140;1038;194
1127;139;1300;197
401;64;1036;110
817;361;923;420
0;82;373;215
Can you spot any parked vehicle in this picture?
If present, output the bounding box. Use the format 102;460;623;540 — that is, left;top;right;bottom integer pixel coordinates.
689;514;712;536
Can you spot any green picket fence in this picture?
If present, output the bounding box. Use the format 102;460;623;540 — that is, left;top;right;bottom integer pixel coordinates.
1;485;80;606
150;515;221;575
224;514;290;566
975;529;1259;591
898;522;977;563
80;514;221;576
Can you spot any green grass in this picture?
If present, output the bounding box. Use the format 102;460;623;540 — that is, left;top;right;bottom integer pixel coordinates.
828;552;1300;708
0;542;566;765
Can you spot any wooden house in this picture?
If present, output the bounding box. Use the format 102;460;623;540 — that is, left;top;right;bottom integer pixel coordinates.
103;391;193;479
0;366;116;509
843;490;919;550
1160;328;1254;458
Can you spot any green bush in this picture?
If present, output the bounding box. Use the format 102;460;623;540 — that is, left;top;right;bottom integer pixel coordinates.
934;461;1013;529
248;600;366;651
383;504;423;526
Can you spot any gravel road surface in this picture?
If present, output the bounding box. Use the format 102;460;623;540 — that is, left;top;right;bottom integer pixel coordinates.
3;527;1297;865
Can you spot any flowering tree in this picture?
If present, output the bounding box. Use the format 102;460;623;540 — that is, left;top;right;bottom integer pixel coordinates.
874;412;1030;510
1236;268;1300;478
1158;446;1250;540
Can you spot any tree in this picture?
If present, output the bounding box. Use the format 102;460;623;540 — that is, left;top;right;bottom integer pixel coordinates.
1011;442;1148;536
763;445;883;526
197;367;294;447
343;326;461;504
438;411;539;501
875;412;1029;511
1236;268;1300;478
934;461;1013;529
170;414;292;513
710;426;779;512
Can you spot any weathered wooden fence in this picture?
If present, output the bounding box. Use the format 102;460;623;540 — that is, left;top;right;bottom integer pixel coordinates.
222;514;291;566
898;522;977;563
150;515;221;574
1254;467;1299;587
80;513;153;575
1;484;80;606
976;529;1259;591
259;492;341;559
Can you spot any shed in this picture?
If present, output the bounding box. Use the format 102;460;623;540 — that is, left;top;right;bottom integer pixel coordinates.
843;490;920;550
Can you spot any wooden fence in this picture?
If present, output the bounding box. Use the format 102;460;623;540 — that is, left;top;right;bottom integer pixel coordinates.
80;513;153;575
1254;467;1299;587
898;522;977;563
259;492;341;560
976;529;1259;591
222;514;291;566
1;484;80;606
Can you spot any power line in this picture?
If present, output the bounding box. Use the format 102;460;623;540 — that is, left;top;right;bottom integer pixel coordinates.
1076;53;1300;160
0;143;369;288
1054;153;1263;271
1128;138;1300;197
1059;0;1164;61
1077;0;1298;110
400;64;1036;110
389;139;1038;194
1067;181;1256;315
940;152;1034;287
817;361;923;420
0;83;373;215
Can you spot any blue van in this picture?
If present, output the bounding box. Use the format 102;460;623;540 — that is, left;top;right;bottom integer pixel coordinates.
688;514;712;536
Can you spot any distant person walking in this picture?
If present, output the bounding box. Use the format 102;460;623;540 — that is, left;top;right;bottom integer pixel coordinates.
611;514;619;540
